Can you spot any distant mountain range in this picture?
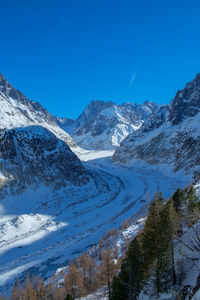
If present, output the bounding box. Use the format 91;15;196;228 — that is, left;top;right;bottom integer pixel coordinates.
56;99;158;150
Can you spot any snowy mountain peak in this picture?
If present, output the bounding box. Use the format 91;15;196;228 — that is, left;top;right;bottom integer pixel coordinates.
57;99;158;150
0;73;21;100
0;73;76;148
113;72;200;178
86;99;114;110
77;99;115;124
0;73;91;193
169;72;200;125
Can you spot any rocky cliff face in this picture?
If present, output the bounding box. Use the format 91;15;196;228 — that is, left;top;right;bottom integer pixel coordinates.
0;73;76;148
113;73;200;178
0;126;89;199
57;100;158;150
0;74;92;199
168;73;200;125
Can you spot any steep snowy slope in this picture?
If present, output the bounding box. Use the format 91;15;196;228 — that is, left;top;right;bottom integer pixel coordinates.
0;73;76;148
113;73;200;179
56;100;158;150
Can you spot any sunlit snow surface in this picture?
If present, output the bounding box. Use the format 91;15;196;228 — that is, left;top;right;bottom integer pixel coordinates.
0;149;192;291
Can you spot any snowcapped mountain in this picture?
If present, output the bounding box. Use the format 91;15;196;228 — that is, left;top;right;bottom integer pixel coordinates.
113;73;200;179
0;73;76;148
56;99;158;150
0;73;92;194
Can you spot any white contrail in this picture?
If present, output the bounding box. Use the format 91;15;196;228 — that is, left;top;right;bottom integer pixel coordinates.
129;73;136;86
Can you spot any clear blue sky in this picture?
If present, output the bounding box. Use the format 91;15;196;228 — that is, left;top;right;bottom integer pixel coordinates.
1;0;200;118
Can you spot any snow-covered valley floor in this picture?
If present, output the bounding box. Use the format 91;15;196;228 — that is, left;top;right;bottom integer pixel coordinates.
0;149;192;292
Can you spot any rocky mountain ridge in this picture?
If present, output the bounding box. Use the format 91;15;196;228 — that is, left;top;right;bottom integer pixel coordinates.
0;73;76;148
113;73;200;179
56;99;158;150
0;126;89;199
0;74;92;197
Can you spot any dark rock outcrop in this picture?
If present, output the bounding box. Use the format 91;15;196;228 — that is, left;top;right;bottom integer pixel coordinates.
168;73;200;125
0;126;89;198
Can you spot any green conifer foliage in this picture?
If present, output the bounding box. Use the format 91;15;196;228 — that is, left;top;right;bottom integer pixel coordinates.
172;188;184;213
111;265;129;300
111;192;180;299
64;294;74;300
154;199;177;293
111;235;144;300
185;186;199;213
142;193;164;274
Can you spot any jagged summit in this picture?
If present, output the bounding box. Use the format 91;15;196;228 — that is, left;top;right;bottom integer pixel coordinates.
0;73;76;147
0;73;21;102
84;99;114;110
0;73;91;190
57;99;158;150
113;72;200;178
168;72;200;125
0;72;55;122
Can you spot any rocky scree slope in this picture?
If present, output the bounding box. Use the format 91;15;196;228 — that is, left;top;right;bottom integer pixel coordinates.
56;99;158;150
113;73;200;178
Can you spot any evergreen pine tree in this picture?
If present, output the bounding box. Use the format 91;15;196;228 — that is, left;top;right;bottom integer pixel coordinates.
172;188;184;213
155;199;177;293
111;235;144;300
64;294;74;300
142;193;164;275
142;194;178;296
111;265;129;300
185;186;199;213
